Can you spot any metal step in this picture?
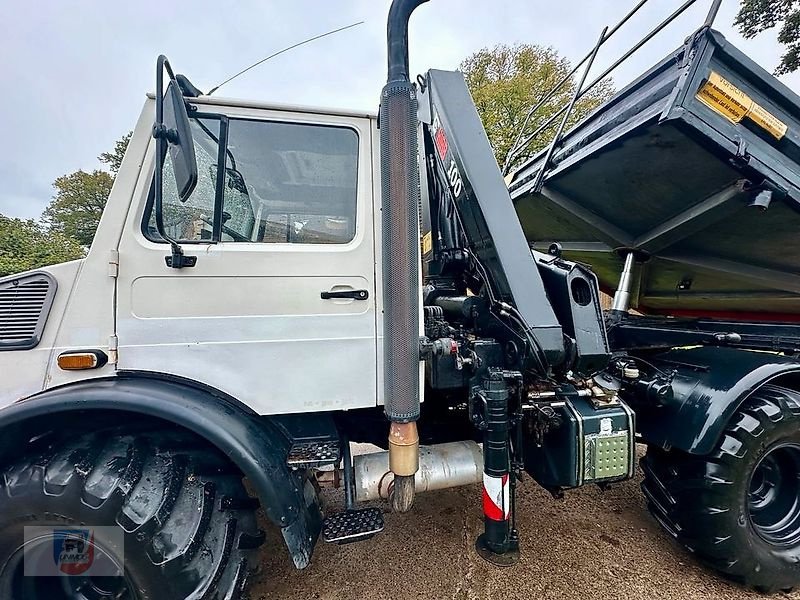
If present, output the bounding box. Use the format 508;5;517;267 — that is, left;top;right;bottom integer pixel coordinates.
322;508;385;544
287;440;341;469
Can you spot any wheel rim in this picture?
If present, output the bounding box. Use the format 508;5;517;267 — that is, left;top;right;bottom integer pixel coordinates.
3;534;136;600
748;442;800;546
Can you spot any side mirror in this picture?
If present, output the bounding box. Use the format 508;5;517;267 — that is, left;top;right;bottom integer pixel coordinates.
161;80;197;201
153;55;198;268
154;56;197;207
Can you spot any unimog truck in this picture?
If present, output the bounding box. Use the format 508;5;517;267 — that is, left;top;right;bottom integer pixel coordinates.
3;0;800;597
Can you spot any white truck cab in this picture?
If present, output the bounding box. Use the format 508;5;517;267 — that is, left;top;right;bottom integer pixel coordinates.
1;96;389;416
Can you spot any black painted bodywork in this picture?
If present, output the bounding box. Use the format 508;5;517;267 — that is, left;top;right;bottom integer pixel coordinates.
623;346;800;454
534;251;610;374
609;313;800;354
0;375;322;569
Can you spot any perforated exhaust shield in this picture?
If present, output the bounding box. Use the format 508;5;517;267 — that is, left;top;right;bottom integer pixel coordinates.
380;80;421;423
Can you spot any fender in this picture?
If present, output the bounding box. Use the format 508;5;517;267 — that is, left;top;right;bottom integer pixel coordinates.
631;346;800;455
0;374;321;569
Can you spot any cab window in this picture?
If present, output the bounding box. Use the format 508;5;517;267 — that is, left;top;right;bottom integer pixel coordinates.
146;115;359;245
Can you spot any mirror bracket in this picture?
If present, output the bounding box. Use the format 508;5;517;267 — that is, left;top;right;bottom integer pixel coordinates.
165;244;197;269
152;123;180;145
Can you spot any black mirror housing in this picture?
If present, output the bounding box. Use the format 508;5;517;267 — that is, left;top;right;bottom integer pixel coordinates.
160;80;197;202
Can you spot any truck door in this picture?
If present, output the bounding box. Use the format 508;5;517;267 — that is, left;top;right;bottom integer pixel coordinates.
116;102;378;415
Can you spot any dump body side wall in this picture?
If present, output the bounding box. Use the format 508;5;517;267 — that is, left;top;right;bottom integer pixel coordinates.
509;29;800;319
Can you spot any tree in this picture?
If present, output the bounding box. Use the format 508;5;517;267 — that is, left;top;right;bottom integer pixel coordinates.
736;0;800;75
44;170;115;247
43;131;131;247
99;131;132;175
0;215;84;277
460;44;615;175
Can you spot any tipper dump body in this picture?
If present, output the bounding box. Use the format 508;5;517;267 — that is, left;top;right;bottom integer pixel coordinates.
509;28;800;320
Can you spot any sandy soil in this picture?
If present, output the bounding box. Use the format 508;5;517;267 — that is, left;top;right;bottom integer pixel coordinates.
249;450;800;600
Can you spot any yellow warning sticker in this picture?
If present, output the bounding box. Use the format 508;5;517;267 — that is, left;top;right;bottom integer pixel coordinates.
696;71;788;140
749;103;789;140
697;72;750;122
421;231;433;255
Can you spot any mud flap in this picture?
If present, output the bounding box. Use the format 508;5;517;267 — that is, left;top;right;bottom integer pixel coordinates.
281;474;323;569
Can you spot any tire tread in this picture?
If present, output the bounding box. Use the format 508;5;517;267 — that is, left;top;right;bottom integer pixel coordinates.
642;384;800;591
0;428;264;600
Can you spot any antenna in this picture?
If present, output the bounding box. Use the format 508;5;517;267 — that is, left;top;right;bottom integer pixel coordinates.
207;21;365;95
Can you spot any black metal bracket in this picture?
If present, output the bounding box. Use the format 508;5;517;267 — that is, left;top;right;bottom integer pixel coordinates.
341;434;356;511
165;244;197;269
151;123;179;144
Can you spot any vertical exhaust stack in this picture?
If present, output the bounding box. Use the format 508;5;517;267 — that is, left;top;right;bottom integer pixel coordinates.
381;0;428;512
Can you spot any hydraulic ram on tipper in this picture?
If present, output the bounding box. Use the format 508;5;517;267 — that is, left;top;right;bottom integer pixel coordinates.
380;0;429;512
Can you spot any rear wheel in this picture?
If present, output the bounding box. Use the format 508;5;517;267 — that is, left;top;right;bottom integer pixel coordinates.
0;427;263;600
641;384;800;592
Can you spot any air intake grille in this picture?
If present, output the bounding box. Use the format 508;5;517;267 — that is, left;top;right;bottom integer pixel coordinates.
0;273;57;351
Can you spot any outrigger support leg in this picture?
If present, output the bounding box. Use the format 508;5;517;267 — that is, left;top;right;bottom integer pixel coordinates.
475;371;520;567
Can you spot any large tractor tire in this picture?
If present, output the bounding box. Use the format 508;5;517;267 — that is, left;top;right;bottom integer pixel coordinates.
641;384;800;592
0;427;263;600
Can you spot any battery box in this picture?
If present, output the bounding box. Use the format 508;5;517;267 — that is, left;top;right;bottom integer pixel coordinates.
523;396;635;490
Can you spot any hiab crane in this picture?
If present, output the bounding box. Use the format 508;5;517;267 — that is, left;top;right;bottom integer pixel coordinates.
2;0;800;597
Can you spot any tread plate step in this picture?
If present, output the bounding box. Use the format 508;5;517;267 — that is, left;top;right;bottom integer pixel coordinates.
287;441;341;469
322;508;385;544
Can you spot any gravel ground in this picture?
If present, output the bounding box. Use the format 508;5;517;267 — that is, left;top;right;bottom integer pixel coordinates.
249;448;800;600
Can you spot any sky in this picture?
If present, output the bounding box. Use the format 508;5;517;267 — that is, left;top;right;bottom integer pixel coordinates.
1;0;798;220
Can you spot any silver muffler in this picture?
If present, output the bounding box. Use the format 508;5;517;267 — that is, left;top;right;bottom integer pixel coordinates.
353;441;483;502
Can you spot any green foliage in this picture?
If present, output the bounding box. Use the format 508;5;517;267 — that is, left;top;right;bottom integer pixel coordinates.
44;169;115;247
460;44;615;175
0;215;84;277
43;131;131;247
1;131;132;277
99;131;132;175
736;0;800;75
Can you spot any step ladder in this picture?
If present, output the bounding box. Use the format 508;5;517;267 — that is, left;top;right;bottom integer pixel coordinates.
322;507;385;544
286;440;341;469
300;435;384;545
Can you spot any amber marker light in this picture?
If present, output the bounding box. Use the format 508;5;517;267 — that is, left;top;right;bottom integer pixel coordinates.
57;350;108;371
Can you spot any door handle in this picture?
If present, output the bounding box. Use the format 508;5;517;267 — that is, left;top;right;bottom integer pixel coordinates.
321;289;369;301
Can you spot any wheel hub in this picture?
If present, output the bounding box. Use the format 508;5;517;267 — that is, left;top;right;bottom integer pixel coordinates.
4;535;134;600
63;574;131;600
748;443;800;546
